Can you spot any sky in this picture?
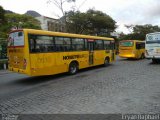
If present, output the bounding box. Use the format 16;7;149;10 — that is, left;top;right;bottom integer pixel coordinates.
0;0;160;33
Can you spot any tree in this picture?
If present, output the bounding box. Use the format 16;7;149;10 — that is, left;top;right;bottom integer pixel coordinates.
66;9;116;36
86;9;116;36
124;24;134;33
47;0;76;17
66;10;89;34
120;24;160;40
0;13;41;39
0;6;6;25
47;0;76;31
6;13;41;30
0;6;7;38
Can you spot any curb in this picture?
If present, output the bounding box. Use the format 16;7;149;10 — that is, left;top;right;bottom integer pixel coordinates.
0;70;11;75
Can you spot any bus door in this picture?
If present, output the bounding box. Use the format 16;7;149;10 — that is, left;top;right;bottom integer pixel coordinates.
110;41;115;61
87;40;94;65
135;42;141;58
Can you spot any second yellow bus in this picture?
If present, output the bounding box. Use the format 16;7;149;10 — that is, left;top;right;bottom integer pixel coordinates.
119;40;145;59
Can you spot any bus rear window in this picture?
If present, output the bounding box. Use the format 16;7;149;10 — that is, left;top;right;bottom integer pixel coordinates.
8;32;24;46
120;41;133;47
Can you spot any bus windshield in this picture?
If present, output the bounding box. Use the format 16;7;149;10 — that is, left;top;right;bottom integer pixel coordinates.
146;33;160;43
8;31;24;47
120;41;133;47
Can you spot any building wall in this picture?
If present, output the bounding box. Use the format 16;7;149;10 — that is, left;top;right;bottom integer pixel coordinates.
36;16;65;32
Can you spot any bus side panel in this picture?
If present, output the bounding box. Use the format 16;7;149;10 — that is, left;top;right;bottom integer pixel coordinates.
66;51;89;69
29;53;67;76
94;50;105;65
29;51;89;76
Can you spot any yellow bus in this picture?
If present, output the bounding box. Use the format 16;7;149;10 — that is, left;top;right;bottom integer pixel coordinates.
7;29;115;76
119;40;145;59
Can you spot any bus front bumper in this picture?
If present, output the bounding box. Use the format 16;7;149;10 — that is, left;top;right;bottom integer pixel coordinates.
119;54;135;58
8;67;26;74
145;56;160;59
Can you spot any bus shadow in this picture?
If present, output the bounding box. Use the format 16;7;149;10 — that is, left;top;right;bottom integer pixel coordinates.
13;73;69;85
78;64;113;73
148;62;160;65
118;58;141;61
13;65;113;85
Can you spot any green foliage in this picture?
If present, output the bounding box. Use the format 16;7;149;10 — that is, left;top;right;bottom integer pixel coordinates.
119;24;160;40
0;6;6;25
0;12;41;40
6;13;41;30
0;38;7;59
66;9;116;36
66;11;89;34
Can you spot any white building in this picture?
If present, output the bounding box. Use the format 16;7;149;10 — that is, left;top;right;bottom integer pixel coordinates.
36;16;65;32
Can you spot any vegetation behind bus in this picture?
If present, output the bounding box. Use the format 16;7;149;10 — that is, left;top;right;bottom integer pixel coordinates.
0;38;7;69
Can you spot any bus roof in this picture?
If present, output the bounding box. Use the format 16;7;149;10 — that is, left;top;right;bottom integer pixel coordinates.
120;40;144;42
146;32;160;35
14;29;114;41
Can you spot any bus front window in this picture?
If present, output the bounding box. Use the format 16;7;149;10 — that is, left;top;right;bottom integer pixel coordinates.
146;34;160;43
120;41;133;47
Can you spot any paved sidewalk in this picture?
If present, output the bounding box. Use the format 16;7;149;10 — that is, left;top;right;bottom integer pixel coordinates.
0;70;11;75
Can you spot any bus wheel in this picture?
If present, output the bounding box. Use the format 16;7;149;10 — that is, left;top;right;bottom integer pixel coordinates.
141;53;145;59
69;62;78;75
104;57;109;67
152;59;158;64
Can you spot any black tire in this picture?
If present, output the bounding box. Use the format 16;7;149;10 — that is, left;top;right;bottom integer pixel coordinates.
69;62;78;75
104;58;109;67
152;59;158;64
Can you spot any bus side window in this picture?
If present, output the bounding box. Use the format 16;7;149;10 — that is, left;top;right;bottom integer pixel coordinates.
110;41;115;50
141;43;145;49
29;35;37;53
136;42;145;49
104;41;111;50
94;40;104;50
72;38;84;51
29;34;55;53
55;37;71;52
136;43;141;49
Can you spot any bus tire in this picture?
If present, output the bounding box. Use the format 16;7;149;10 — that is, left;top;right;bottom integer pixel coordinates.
152;59;158;64
104;57;109;67
69;62;78;75
141;53;145;59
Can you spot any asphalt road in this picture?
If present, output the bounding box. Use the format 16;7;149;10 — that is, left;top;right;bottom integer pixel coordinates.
0;57;160;114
